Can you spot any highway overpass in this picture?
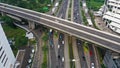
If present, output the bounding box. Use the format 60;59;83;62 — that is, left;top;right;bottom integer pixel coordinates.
0;3;120;53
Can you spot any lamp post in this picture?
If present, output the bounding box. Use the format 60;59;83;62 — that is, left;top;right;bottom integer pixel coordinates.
72;59;76;68
63;59;77;68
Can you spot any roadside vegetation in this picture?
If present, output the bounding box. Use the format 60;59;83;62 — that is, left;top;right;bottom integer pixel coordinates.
86;0;104;11
83;42;89;53
1;0;54;13
1;16;28;56
68;0;72;20
54;30;58;38
68;36;75;68
97;47;106;68
88;10;100;29
42;30;49;68
81;10;88;25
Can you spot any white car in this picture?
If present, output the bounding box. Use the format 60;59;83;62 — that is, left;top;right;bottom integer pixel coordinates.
62;57;64;62
77;13;79;16
62;41;64;45
30;54;33;58
28;59;32;63
32;49;35;53
49;29;53;33
91;63;95;68
58;44;60;49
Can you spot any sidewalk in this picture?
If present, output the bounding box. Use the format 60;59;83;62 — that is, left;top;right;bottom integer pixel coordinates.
72;37;81;68
95;16;118;35
15;50;25;68
64;34;70;68
31;29;43;68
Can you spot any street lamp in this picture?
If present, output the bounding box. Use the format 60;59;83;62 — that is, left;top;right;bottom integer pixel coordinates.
71;59;76;68
72;59;76;62
63;59;77;68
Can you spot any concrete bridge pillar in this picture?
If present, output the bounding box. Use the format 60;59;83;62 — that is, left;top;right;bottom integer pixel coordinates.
1;12;6;16
28;20;35;29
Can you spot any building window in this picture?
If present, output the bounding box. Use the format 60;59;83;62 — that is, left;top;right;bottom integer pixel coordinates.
0;46;2;51
0;50;4;60
2;54;6;63
4;58;8;67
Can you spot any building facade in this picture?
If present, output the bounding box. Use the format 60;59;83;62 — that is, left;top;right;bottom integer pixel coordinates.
101;0;120;34
103;50;120;68
0;24;16;68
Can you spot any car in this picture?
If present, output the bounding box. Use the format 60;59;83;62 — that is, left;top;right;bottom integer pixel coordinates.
49;29;53;33
32;49;35;53
62;41;64;45
82;56;85;61
77;13;79;16
30;54;33;58
62;57;64;62
59;33;63;39
90;50;93;56
49;29;53;35
28;59;32;63
58;55;60;59
58;44;60;48
26;65;30;68
91;63;95;68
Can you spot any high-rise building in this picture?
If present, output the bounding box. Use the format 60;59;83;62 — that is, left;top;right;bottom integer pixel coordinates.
102;0;120;34
0;24;16;68
103;50;120;68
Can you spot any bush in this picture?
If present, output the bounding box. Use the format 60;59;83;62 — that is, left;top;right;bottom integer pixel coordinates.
81;10;88;25
1;16;17;28
2;23;28;56
88;11;100;29
101;63;106;68
42;34;48;41
15;36;28;48
42;44;48;52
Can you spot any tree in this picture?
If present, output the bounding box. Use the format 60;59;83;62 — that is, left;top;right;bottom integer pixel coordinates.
1;16;16;28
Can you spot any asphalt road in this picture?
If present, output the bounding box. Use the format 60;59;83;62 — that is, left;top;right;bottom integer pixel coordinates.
1;3;120;43
58;33;65;68
0;4;120;52
73;0;88;68
77;40;88;68
88;43;96;68
73;0;82;23
49;31;57;68
49;0;69;68
56;0;69;68
57;0;69;18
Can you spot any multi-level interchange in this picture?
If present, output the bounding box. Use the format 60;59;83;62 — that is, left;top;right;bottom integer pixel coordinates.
0;0;120;68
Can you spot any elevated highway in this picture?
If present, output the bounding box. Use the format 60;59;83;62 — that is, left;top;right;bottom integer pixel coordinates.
0;3;120;53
